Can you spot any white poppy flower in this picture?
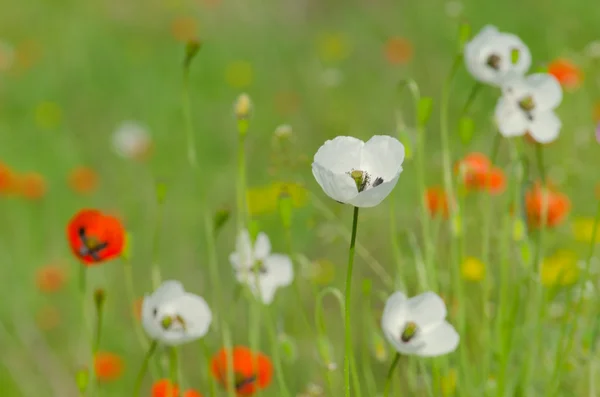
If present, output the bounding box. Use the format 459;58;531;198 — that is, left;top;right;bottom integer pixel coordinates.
494;73;563;143
381;291;459;357
141;280;212;346
229;230;294;304
112;121;152;159
464;25;532;86
312;135;404;208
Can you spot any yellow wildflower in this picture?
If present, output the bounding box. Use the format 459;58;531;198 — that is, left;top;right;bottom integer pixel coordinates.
461;257;485;282
247;182;308;216
572;217;600;243
540;249;579;287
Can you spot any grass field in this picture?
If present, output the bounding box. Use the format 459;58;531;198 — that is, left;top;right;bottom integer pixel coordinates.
1;0;600;396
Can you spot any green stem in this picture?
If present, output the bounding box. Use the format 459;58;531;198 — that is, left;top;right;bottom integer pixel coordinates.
535;144;546;183
169;347;179;390
150;192;165;290
460;82;482;116
236;120;249;232
550;200;600;394
183;66;198;168
203;212;236;397
343;206;360;397
133;340;157;397
384;353;401;397
123;261;150;351
78;266;94;396
264;306;291;397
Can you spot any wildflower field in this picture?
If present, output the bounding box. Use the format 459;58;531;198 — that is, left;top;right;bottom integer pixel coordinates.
2;0;600;396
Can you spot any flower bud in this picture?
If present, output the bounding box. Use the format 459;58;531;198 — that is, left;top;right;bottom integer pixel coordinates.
234;93;252;120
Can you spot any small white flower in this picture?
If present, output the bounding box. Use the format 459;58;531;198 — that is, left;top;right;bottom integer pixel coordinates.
112;121;152;159
585;40;600;59
494;73;563;143
274;124;293;139
381;291;459;357
141;280;212;346
464;25;531;86
229;230;294;304
445;1;463;18
312;135;404;208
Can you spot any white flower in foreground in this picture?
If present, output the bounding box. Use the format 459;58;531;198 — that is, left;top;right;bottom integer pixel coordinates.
312;135;404;208
464;25;531;86
112;121;152;159
229;230;294;304
381;291;459;357
142;280;212;346
494;73;563;143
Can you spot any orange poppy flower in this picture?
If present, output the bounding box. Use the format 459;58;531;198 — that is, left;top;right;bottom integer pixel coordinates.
68;166;98;194
151;379;203;397
211;346;273;396
0;162;17;194
66;209;125;265
548;59;582;90
425;186;450;219
94;352;124;382
525;182;570;228
35;264;67;293
454;152;506;194
384;37;413;65
17;172;47;199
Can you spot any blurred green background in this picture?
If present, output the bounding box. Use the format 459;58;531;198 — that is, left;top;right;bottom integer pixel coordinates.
1;0;600;396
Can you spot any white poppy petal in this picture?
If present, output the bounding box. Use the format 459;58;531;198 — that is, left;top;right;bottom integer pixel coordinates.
312;163;358;204
528;111;562;144
381;291;408;337
495;98;527;137
141;295;162;340
235;230;253;268
360;135;405;180
253;232;272;260
405;292;447;329
313;136;363;174
347;174;400;208
264;254;294;287
171;293;213;339
527;73;563;110
151;280;186;303
416;321;460;357
497;33;531;76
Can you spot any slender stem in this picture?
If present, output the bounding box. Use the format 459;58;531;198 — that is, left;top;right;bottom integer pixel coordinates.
123;260;149;351
203;213;236;397
133;340;158;397
550;200;600;394
264;306;291;397
384;353;401;397
535;144;546;183
183;68;198;168
236;120;249;232
78;266;94;396
150;193;165;290
490;133;501;164
169;347;179;390
200;340;216;397
343;206;360;397
460;82;483;116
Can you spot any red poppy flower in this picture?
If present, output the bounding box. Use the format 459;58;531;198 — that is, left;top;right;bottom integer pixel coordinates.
151;379;203;397
525;182;570;228
66;209;125;265
454;152;506;194
211;346;273;396
548;59;582;90
424;186;450;219
94;351;124;382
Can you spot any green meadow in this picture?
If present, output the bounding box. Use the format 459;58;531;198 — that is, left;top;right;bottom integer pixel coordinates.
1;0;600;396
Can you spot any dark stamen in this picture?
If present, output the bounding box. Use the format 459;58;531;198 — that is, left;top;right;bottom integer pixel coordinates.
400;322;418;343
235;374;257;390
486;54;501;70
372;177;384;187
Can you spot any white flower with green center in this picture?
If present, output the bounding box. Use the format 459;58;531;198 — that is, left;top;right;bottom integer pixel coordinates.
381;291;459;357
494;73;563;143
311;135;405;208
112;120;152;159
229;230;294;304
464;25;531;86
141;280;212;346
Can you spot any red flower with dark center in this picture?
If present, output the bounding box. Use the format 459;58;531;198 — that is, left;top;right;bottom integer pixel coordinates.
211;346;273;396
67;209;125;265
454;152;506;194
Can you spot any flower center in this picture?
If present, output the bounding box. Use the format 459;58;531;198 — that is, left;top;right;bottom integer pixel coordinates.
400;321;418;343
235;372;257;390
518;96;535;121
348;170;384;192
78;227;108;261
160;314;187;332
486;54;501;70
